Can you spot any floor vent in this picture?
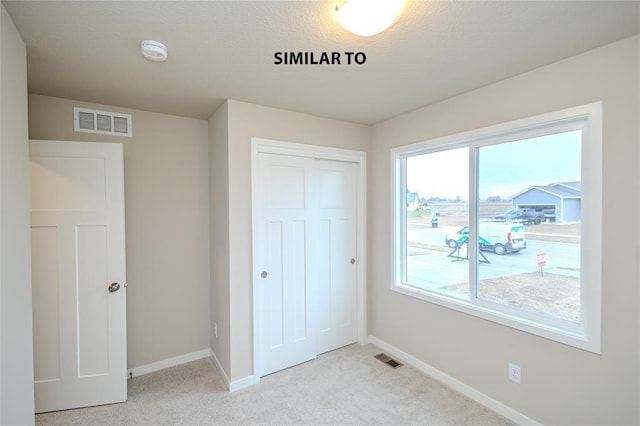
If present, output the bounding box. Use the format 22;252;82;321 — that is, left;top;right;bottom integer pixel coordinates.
74;107;132;137
374;353;403;369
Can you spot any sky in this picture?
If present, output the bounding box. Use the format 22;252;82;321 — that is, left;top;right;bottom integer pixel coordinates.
406;130;581;200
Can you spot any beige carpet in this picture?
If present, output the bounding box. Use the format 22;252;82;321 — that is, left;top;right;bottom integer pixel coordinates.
36;344;513;425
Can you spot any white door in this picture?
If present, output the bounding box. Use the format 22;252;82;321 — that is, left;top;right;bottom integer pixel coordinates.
256;153;358;376
30;140;127;413
256;153;318;376
316;159;357;354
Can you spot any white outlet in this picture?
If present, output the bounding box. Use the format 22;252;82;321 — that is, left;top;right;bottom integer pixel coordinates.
214;322;218;338
509;363;521;384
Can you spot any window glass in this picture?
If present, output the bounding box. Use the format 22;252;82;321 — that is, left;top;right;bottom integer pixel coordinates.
405;148;469;299
476;131;582;322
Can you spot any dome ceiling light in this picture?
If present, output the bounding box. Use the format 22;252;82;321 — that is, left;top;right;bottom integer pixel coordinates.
141;40;168;62
335;0;404;37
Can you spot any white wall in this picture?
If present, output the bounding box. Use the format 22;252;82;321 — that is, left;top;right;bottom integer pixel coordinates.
0;5;35;424
214;100;369;382
369;35;639;424
28;95;211;370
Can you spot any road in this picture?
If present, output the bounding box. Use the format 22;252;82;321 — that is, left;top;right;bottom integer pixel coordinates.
405;224;580;292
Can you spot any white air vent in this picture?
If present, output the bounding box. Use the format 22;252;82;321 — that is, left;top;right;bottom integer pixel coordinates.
74;107;132;137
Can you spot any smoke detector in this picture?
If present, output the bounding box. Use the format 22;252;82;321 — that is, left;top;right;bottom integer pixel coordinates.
141;40;168;62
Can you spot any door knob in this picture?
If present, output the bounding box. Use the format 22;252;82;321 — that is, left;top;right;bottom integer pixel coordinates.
261;271;268;279
108;282;120;293
350;258;356;265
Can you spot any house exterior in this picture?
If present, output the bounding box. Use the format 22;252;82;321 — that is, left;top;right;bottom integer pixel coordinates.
511;181;581;222
406;191;421;211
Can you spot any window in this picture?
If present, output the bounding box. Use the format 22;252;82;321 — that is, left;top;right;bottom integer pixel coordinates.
391;103;602;353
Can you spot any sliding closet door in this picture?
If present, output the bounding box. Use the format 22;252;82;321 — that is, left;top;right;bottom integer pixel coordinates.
256;153;317;376
315;159;357;354
255;151;359;377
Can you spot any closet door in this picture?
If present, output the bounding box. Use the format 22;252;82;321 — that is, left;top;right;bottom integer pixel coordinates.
256;153;318;376
315;159;358;354
255;152;359;376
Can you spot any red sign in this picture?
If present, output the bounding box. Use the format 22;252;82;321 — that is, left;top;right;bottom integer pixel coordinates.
537;252;547;267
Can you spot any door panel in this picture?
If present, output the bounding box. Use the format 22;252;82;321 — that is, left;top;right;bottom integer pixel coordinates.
267;221;285;348
30;140;127;413
317;219;331;333
31;226;61;383
29;156;107;211
291;220;308;341
77;225;109;377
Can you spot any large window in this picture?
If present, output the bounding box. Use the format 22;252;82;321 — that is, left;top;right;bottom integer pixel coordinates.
391;103;602;352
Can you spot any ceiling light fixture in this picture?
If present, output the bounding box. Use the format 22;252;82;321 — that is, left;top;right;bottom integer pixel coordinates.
335;0;404;37
141;40;168;62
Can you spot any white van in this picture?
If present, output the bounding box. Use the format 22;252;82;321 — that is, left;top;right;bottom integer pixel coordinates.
445;222;526;255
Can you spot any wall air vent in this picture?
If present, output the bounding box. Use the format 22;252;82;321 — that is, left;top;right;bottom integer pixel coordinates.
74;107;132;137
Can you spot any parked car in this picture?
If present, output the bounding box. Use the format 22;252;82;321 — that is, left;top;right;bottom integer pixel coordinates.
445;222;526;255
494;208;544;225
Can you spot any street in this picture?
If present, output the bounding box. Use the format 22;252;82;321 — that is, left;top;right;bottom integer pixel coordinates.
406;224;580;292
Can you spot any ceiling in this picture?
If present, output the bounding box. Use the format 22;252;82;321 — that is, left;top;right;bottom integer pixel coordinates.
3;1;639;125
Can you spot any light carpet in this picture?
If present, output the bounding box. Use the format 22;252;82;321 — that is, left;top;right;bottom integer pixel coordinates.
36;343;513;425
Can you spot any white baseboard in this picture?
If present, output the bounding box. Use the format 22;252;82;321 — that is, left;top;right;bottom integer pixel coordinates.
209;348;231;390
128;348;211;378
209;348;254;393
366;336;540;426
229;375;254;392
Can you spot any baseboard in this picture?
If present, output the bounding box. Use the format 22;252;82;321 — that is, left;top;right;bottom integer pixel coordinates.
209;348;231;390
229;375;254;392
366;336;540;426
209;348;254;393
128;348;211;378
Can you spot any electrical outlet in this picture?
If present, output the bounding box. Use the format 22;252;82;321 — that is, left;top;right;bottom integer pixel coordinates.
508;363;521;384
214;322;218;338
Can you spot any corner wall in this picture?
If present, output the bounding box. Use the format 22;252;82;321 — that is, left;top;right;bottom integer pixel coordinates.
28;94;211;370
209;102;231;377
369;35;640;424
0;5;34;424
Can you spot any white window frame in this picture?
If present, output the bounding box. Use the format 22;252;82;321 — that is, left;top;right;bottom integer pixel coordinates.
390;102;602;353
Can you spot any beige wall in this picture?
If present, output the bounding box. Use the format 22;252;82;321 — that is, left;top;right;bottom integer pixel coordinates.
209;102;231;375
369;35;639;424
28;94;211;369
221;100;369;381
1;5;34;424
